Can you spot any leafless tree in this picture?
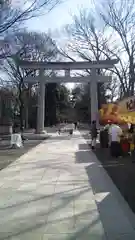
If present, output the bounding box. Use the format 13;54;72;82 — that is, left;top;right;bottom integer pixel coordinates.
0;0;62;60
0;0;62;35
97;0;135;97
2;31;59;129
105;75;118;102
62;2;135;100
61;9;118;103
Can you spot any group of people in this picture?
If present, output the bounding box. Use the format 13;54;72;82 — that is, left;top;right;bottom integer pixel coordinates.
90;120;123;154
90;120;122;155
90;120;135;158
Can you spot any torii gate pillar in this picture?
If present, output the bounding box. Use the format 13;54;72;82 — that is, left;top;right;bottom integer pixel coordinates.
36;70;46;134
90;69;99;125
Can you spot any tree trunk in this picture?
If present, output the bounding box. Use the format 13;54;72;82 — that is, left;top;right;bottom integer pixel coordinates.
25;106;29;129
129;56;135;96
19;81;24;132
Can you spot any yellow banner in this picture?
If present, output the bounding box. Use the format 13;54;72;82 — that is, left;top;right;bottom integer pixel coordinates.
99;103;120;123
99;96;135;124
118;96;135;114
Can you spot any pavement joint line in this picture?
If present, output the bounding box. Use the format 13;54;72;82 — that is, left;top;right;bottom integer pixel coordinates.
73;183;76;228
45;169;62;225
40;168;47;182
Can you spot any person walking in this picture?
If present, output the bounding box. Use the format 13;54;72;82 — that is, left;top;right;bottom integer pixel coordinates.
108;122;123;157
58;121;62;135
91;120;98;150
129;124;134;134
74;121;78;130
69;122;74;135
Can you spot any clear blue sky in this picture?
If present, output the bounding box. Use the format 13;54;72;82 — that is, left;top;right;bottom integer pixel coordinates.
27;0;93;32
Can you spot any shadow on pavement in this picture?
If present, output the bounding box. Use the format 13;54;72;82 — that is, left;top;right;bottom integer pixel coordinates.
76;150;94;164
75;144;134;238
78;134;135;228
78;143;90;151
0;185;88;210
0;180;100;240
0;213;100;240
82;133;135;215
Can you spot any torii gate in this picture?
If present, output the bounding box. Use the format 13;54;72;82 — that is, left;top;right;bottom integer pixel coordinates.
18;59;118;134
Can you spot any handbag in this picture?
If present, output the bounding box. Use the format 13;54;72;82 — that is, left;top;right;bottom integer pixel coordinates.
130;143;134;151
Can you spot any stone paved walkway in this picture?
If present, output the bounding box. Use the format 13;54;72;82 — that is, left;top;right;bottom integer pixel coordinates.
0;131;135;239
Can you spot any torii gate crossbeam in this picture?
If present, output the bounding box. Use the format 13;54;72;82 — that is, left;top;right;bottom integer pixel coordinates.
18;59;118;70
23;75;112;83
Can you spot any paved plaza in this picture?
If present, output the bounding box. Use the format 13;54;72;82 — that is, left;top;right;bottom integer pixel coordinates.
0;131;135;239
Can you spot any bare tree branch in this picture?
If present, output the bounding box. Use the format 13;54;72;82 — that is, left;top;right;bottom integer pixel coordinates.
62;2;135;99
97;0;135;96
0;0;62;34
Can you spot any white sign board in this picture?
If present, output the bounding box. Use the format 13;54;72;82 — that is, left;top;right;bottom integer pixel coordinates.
11;134;23;148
